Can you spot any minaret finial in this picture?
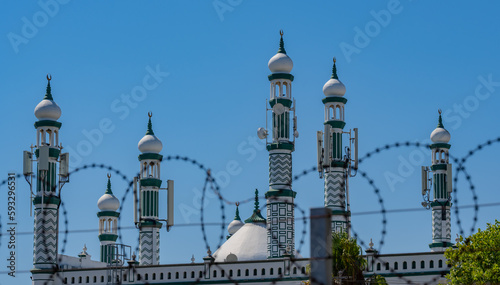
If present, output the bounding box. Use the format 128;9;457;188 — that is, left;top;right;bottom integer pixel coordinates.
331;57;338;80
277;30;286;54
254;189;259;211
146;112;155;135
437;109;444;128
105;174;113;194
44;74;54;100
234;202;241;220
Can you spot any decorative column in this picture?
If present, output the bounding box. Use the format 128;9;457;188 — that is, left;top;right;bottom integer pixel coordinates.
262;31;298;258
137;113;163;265
97;175;120;263
428;111;453;251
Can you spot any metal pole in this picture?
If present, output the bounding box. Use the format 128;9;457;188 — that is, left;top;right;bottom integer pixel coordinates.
310;207;332;285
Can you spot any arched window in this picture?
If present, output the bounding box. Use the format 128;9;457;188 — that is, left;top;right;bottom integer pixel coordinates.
63;277;67;284
293;267;297;274
160;273;164;280
438;259;443;268
282;83;287;97
213;270;217;278
168;272;171;279
183;272;187;278
430;260;434;268
101;276;104;282
253;269;257;276
199;271;203;278
245;269;249;276
421;260;425;269
71;277;75;284
86;276;89;283
229;270;233;277
335;105;341;120
152;273;156;280
278;267;282;275
412;261;416;269
270;268;274;275
274;83;280;98
93;276;96;283
301;267;306;274
79;276;82;283
123;274;127;281
394;262;398;270
221;270;225;277
330;106;335;120
137;274;141;281
403;261;407;270
175;272;179;279
237;269;241;276
191;271;195;278
385;263;389;270
377;263;381;271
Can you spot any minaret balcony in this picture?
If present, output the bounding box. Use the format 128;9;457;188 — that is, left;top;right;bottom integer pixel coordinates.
140;178;162;187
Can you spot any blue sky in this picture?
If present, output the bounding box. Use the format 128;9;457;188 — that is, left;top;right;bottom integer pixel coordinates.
1;0;500;281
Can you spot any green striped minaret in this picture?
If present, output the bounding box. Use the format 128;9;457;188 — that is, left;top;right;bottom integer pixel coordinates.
32;77;62;273
138;114;163;265
320;59;350;234
428;112;453;251
265;31;297;259
97;176;120;263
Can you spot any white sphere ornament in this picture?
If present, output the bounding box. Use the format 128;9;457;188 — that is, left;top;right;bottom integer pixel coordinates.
268;30;293;74
34;75;61;121
323;58;346;97
138;112;163;154
97;175;120;211
430;111;451;144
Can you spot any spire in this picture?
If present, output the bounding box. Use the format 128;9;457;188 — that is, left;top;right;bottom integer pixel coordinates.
331;57;338;79
437;109;444;128
43;74;53;100
244;189;266;223
146;112;155;135
277;30;287;54
234;202;241;221
105;174;113;194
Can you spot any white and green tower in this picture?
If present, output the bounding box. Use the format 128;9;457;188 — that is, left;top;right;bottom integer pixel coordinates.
423;111;453;252
259;31;298;259
316;59;358;235
29;76;69;285
137;113;163;265
97;174;120;263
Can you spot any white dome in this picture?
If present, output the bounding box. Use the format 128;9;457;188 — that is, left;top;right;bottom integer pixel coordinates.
138;135;163;154
268;53;293;74
323;78;346;97
430;127;450;143
213;223;267;262
97;193;120;211
228;219;244;235
34;99;61;121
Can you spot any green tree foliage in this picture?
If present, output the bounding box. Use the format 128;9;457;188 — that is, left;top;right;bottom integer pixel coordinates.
445;220;500;284
332;232;366;282
366;274;388;285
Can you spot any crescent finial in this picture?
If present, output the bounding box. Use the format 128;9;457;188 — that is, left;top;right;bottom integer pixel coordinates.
148;111;153;118
107;173;111;179
46;74;52;81
279;30;283;37
438;109;442;115
235;202;240;207
333;57;336;64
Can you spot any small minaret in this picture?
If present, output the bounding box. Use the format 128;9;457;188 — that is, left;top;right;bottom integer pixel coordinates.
317;58;357;235
227;203;244;239
426;110;453;251
137;113;163;265
260;31;298;259
245;189;267;224
31;76;63;271
97;174;120;263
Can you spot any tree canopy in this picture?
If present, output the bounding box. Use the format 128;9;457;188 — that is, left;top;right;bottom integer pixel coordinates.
331;232;366;283
445;220;500;284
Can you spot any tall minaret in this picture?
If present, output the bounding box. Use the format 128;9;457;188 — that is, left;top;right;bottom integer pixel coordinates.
427;111;453;251
317;58;354;235
30;76;65;284
137;113;163;265
97;174;120;263
262;31;298;259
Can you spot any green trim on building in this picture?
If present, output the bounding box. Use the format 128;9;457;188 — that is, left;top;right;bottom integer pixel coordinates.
322;96;347;104
138;153;163;161
140;178;162;187
430;201;451;207
98;234;118;242
431;164;447;171
324;120;346;129
265;189;297;198
430;143;451;149
367;270;449;278
35;147;60;159
330;160;347;168
429;241;454;249
33;196;61;205
268;73;294;81
269;98;292;108
331;210;351;216
140;220;163;228
266;143;294;151
34;120;62;129
97;211;120;217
